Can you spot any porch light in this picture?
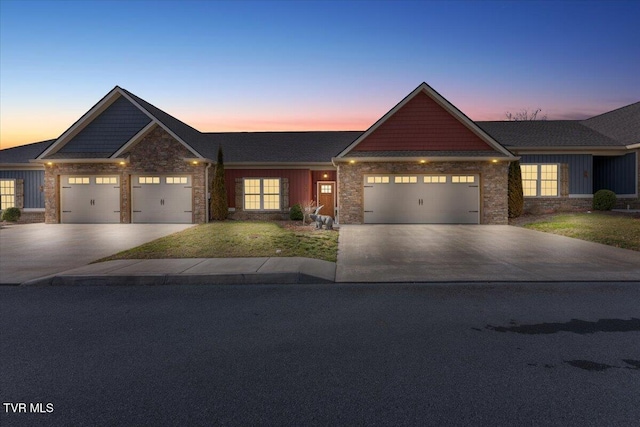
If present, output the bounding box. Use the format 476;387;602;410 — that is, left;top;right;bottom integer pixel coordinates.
192;161;198;165
46;162;53;166
420;160;426;164
492;159;498;163
349;160;355;164
119;161;125;165
323;173;328;178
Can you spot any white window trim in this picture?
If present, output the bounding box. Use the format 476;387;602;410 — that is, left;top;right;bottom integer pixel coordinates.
0;179;16;210
243;178;281;211
522;164;560;197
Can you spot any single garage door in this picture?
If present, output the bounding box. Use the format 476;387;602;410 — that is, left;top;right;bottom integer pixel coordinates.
364;174;479;224
132;175;192;223
60;175;121;223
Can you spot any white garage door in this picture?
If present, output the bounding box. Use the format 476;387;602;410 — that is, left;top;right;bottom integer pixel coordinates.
60;175;121;223
364;174;479;224
132;175;192;223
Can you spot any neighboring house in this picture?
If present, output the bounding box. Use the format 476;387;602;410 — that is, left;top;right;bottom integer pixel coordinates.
0;83;638;225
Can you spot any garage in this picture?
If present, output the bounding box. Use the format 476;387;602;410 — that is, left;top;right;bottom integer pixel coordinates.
60;175;121;223
363;174;479;224
131;175;193;223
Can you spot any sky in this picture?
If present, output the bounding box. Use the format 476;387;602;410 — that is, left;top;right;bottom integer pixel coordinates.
1;0;639;149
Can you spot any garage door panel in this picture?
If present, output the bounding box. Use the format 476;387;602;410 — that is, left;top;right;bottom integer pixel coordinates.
132;175;192;223
60;176;120;223
364;174;479;224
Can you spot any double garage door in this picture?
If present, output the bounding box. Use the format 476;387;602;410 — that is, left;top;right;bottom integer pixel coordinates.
364;174;480;224
60;175;192;223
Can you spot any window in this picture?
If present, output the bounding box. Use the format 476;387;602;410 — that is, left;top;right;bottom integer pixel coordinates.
452;176;475;183
394;176;417;184
166;177;188;184
0;180;15;209
424;176;447;183
521;164;558;197
367;176;390;184
244;178;281;210
139;177;160;184
320;184;332;194
96;177;118;185
68;177;90;184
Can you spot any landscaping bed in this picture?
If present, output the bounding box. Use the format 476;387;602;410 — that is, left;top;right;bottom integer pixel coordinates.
510;211;640;251
95;221;339;263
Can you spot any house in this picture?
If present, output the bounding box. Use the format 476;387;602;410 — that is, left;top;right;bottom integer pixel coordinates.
1;82;638;225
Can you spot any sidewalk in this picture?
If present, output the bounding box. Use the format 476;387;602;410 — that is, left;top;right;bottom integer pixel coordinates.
21;257;336;286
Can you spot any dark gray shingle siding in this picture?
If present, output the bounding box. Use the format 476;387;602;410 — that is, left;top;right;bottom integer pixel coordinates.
57;96;151;154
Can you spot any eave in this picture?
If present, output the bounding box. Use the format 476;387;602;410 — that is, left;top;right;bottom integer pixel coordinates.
30;158;128;164
225;162;337;170
510;146;631;155
332;156;518;165
0;163;45;170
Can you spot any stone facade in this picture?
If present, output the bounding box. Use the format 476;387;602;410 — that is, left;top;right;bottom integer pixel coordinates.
337;160;510;224
44;125;208;223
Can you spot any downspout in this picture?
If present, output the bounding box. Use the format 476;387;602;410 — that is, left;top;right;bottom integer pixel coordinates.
205;162;212;223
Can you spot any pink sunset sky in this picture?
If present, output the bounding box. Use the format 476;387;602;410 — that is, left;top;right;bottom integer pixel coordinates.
1;0;639;150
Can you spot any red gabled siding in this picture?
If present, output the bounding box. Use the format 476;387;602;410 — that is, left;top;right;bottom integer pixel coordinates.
352;91;495;152
225;169;312;208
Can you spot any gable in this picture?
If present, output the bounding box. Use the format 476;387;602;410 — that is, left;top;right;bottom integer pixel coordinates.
351;91;497;153
56;96;152;156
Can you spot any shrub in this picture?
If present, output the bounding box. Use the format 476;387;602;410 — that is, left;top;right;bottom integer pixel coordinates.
593;189;617;211
289;203;304;221
210;146;228;220
1;207;21;222
508;160;524;218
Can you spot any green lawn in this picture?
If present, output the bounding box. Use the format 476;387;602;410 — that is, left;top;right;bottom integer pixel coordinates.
523;213;640;251
95;221;339;263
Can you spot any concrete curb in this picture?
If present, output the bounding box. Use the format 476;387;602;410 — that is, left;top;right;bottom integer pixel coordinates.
20;257;336;286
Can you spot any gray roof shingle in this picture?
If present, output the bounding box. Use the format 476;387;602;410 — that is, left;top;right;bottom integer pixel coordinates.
0;140;55;164
194;131;362;163
581;101;640;145
477;121;624;148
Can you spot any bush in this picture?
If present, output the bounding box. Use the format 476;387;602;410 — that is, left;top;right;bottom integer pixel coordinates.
289;204;303;221
508;161;524;218
593;189;617;211
1;207;21;222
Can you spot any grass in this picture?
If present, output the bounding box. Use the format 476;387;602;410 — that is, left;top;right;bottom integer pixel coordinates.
522;212;640;251
94;221;339;263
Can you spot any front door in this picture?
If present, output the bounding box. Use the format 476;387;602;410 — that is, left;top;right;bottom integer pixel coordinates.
317;181;335;217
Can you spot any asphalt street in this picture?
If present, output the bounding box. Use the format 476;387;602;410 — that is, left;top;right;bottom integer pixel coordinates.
1;282;639;426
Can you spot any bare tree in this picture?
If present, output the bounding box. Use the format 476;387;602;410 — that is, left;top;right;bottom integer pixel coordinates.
505;108;547;121
301;200;317;225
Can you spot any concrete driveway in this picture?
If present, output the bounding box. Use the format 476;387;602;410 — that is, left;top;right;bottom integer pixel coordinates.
337;225;640;282
0;223;194;284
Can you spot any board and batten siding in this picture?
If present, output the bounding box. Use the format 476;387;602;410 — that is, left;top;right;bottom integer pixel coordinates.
593;152;637;195
0;170;45;209
520;154;592;195
225;169;313;209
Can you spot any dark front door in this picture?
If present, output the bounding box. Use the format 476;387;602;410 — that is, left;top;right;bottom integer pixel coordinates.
318;182;335;217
